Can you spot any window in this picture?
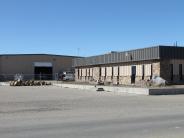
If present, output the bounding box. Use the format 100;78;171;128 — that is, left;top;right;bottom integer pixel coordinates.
85;69;87;80
170;64;173;81
112;67;113;79
131;66;136;84
142;65;145;80
179;64;182;81
81;69;82;78
78;69;80;79
150;64;153;79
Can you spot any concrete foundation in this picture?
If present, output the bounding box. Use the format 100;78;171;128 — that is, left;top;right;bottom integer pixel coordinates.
53;83;184;95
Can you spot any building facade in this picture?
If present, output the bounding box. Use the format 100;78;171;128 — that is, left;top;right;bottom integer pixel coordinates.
73;46;184;85
0;54;77;81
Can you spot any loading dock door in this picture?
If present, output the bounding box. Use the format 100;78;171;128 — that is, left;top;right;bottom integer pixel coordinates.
34;62;53;80
131;66;136;84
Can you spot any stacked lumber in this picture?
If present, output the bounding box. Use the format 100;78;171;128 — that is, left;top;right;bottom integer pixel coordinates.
10;80;51;86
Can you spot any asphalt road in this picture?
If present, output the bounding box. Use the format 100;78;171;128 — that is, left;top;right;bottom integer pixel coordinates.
0;86;184;138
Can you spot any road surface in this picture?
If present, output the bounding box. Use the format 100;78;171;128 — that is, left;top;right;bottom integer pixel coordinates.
0;86;184;138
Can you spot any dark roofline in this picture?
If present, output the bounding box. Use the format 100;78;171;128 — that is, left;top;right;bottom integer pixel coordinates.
0;54;82;58
158;45;184;48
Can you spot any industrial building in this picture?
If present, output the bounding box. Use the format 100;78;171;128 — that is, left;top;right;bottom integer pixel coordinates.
73;46;184;85
0;54;77;81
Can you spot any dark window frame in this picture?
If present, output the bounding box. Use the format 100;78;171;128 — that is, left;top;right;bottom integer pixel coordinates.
179;64;182;81
142;65;145;80
170;64;173;81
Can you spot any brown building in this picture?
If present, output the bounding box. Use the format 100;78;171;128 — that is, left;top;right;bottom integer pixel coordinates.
73;46;184;85
0;54;78;81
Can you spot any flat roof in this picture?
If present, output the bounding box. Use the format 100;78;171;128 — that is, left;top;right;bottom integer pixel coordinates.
73;45;184;67
0;54;80;58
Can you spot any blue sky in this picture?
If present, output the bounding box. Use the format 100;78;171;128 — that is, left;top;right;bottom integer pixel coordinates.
0;0;184;56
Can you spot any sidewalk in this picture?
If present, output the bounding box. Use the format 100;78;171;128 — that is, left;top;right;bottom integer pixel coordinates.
53;83;184;95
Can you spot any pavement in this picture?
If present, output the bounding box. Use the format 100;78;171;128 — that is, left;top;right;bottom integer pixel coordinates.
0;86;184;138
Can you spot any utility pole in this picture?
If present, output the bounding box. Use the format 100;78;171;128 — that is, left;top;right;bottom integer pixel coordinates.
77;48;80;56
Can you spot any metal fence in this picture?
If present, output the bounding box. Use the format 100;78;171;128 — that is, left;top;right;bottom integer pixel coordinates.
0;74;60;81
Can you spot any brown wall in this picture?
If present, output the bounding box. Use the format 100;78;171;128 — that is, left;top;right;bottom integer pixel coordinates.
75;59;184;85
75;60;160;85
0;55;75;75
160;59;184;84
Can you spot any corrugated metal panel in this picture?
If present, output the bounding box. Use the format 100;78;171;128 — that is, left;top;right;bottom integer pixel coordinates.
160;46;184;59
73;46;184;67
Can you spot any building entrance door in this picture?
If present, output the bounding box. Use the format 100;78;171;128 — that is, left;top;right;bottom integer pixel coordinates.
34;62;53;80
131;66;136;84
34;67;53;80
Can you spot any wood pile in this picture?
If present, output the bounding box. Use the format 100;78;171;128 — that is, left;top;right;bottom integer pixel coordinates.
10;80;52;86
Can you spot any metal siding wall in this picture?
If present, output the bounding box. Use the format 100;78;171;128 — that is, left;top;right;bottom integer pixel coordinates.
73;47;160;67
160;46;184;59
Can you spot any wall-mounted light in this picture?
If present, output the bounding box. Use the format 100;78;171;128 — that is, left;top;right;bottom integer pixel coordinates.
125;52;133;60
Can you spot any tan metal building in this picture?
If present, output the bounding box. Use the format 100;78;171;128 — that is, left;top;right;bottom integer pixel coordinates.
73;46;184;85
0;54;77;81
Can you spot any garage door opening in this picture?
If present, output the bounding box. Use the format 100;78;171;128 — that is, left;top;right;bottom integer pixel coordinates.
34;62;53;80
